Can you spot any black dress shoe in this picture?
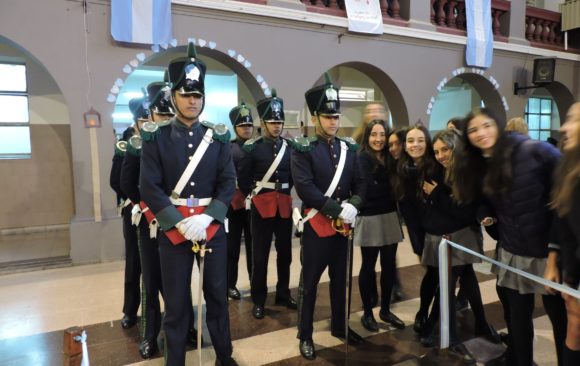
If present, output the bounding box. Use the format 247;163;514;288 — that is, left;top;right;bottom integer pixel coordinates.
413;311;427;333
476;324;501;344
379;310;405;330
299;339;316;360
275;295;298;309
228;287;241;300
419;327;435;347
331;328;364;344
252;304;265;319
121;315;137;329
449;343;476;364
215;356;239;366
139;339;158;359
361;314;379;332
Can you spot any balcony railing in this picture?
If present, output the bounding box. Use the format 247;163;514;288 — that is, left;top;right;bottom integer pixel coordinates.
525;6;564;50
232;0;578;53
299;0;407;25
431;0;510;41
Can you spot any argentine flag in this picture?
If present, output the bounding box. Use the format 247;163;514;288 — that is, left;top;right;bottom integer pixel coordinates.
465;0;493;68
111;0;172;45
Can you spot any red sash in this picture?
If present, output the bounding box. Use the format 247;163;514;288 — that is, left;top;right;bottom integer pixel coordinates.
139;201;156;225
304;208;350;238
230;189;245;211
251;191;292;219
164;206;220;246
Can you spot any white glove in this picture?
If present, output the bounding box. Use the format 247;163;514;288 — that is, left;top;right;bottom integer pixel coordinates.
131;204;142;226
339;202;357;224
177;214;213;242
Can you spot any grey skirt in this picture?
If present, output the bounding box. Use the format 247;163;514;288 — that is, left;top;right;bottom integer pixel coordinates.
421;226;483;267
492;247;547;295
354;212;404;247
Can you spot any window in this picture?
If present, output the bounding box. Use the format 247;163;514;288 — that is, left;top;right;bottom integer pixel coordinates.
0;62;30;159
525;97;552;141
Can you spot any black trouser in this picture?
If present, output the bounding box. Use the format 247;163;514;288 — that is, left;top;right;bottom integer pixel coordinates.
226;207;252;288
426;264;488;343
138;221;163;343
158;228;232;366
497;285;567;366
122;206;141;318
359;244;398;315
297;224;348;341
250;207;293;305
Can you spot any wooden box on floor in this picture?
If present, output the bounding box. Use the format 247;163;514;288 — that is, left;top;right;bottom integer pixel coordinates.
63;326;83;366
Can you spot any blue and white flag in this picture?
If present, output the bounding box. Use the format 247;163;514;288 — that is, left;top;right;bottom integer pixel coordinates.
465;0;493;68
111;0;172;45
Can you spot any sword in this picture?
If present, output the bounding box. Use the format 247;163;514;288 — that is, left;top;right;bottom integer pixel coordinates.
191;240;212;366
332;218;354;359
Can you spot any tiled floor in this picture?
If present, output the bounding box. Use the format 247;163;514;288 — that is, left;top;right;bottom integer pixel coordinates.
0;229;561;365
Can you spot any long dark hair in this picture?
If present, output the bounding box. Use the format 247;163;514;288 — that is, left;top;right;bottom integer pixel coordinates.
551;102;580;215
432;128;462;184
360;119;391;170
450;107;509;203
393;124;440;200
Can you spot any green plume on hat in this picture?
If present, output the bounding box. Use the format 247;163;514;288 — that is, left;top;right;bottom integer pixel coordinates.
187;42;197;58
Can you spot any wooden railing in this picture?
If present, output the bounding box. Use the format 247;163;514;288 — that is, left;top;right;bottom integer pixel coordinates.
431;0;510;41
300;0;407;22
525;6;564;50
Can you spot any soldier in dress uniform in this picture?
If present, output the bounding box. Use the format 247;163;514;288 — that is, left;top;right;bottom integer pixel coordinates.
226;102;254;300
119;81;175;358
291;74;365;360
140;43;237;366
238;90;297;319
116;97;149;330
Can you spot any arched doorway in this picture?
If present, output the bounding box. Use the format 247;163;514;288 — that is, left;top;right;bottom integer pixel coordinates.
112;46;265;137
0;36;74;267
302;62;409;136
429;73;506;132
523;81;574;142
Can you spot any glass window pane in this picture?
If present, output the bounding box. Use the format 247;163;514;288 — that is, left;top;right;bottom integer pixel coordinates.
529;130;540;140
0;126;31;155
0;96;29;123
0;64;26;92
540;99;552;114
527;114;540;130
540;115;551;130
527;98;540;114
539;131;550;142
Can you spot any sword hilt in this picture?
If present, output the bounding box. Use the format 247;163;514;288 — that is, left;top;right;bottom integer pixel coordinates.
191;240;212;257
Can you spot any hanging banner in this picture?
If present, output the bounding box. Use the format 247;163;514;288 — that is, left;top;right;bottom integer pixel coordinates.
111;0;172;44
465;0;493;68
344;0;383;35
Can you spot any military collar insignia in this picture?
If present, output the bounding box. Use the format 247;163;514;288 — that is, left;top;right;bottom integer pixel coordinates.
115;140;127;156
142;121;158;133
127;135;142;156
289;136;317;153
337;136;360;152
325;87;338;101
201;121;231;143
